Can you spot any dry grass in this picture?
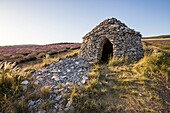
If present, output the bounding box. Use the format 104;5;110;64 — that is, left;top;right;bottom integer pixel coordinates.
23;49;79;71
39;86;51;99
0;62;30;113
142;38;170;41
0;49;79;112
142;38;170;51
0;62;28;94
70;45;170;112
1;40;169;113
133;51;170;78
70;85;77;103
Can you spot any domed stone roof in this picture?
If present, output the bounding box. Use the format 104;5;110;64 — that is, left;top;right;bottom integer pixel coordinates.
78;18;144;62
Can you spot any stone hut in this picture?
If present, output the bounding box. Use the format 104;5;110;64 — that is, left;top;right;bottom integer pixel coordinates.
78;18;144;62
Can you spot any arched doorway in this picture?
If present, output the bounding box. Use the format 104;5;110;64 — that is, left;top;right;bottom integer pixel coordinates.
101;39;113;62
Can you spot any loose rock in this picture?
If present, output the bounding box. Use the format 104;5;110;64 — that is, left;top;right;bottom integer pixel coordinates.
26;57;93;112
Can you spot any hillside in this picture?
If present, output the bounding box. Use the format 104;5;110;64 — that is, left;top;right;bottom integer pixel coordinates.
142;35;170;39
0;43;81;65
0;40;170;113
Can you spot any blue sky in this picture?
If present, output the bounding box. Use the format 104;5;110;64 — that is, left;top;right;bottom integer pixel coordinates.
0;0;170;45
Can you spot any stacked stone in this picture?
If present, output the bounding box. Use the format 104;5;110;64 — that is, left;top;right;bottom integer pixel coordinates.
78;18;144;61
21;57;93;113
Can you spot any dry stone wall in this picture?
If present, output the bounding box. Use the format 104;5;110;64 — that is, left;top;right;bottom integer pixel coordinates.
78;18;144;61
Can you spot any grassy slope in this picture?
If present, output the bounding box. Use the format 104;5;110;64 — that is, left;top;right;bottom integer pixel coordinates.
70;40;170;113
0;39;170;113
0;43;80;64
71;65;169;112
142;38;170;40
0;49;80;113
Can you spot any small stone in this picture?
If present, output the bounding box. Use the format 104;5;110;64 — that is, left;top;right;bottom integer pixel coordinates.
53;86;58;89
64;108;69;111
77;82;82;86
58;70;61;72
38;110;46;113
81;79;86;84
66;101;71;107
75;61;79;65
37;77;43;81
28;100;35;106
66;82;72;86
71;66;74;69
67;69;71;72
34;81;39;85
89;62;94;64
139;93;142;96
51;109;57;113
22;85;27;90
58;88;64;92
59;100;63;104
54;103;59;109
38;70;42;75
61;76;67;79
78;69;82;72
64;89;68;93
51;70;58;73
21;80;29;85
52;76;59;81
83;76;88;80
54;90;59;94
55;95;62;101
121;68;126;71
130;48;136;51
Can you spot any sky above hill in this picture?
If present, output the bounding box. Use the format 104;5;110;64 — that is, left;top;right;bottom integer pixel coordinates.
0;0;170;46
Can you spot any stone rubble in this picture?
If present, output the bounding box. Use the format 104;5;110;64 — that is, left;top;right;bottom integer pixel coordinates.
78;18;144;61
24;57;93;113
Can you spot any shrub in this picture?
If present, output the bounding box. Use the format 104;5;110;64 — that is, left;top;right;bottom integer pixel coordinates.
70;47;80;50
37;53;46;58
19;56;37;63
3;54;11;57
0;56;5;61
11;54;24;59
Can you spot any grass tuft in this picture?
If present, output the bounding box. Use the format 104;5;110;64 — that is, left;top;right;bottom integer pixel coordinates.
0;62;30;112
108;57;131;67
39;86;51;99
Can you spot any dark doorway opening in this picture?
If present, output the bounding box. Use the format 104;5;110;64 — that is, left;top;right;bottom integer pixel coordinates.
101;39;113;62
